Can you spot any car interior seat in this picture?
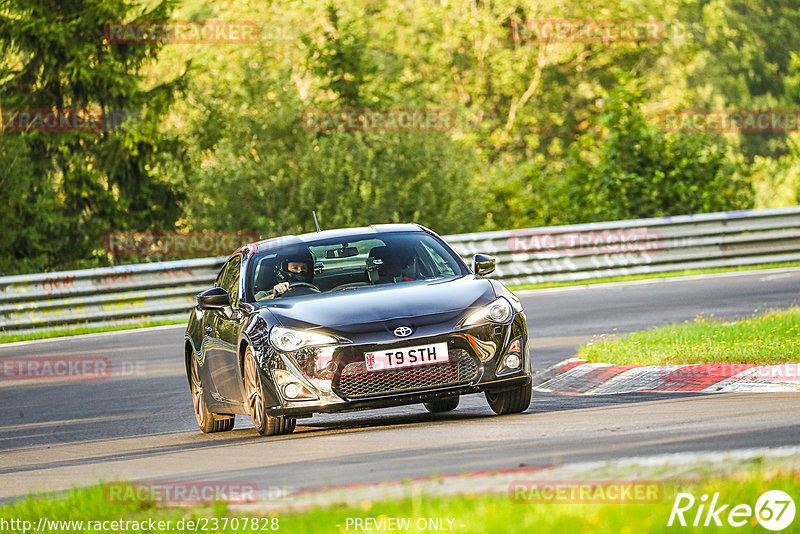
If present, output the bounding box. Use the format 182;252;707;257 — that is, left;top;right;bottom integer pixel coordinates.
253;258;277;297
367;246;404;283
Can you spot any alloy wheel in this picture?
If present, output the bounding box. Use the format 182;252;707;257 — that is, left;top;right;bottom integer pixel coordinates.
244;347;265;429
190;356;207;428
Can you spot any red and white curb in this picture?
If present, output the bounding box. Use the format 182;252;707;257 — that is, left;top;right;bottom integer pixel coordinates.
533;358;800;394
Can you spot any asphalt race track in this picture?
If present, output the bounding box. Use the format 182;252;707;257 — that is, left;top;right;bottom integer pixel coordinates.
2;268;799;501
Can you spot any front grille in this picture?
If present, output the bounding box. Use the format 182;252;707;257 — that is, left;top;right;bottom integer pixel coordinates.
334;349;479;399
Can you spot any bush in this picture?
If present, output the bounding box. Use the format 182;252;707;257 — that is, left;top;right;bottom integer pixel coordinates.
556;85;754;223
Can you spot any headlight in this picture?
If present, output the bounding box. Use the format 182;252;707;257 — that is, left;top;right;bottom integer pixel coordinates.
459;297;514;327
269;326;337;352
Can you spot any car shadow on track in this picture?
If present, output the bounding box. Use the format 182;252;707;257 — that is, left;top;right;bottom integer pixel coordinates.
527;390;711;413
0;380;713;481
282;390;712;435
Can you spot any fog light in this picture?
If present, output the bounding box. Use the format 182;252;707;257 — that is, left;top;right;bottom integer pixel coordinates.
504;353;521;370
284;383;301;399
272;369;318;401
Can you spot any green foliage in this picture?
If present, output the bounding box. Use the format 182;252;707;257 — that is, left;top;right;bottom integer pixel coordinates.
5;0;800;274
0;134;74;273
749;133;800;208
301;4;377;107
0;0;188;274
180;4;479;238
478;160;561;231
556;85;754;222
680;0;800;160
183;56;480;236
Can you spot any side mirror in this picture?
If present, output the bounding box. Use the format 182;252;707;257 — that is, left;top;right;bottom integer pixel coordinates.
196;287;231;310
473;254;496;277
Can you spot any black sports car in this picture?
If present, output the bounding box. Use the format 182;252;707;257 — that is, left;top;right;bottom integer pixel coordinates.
184;224;531;436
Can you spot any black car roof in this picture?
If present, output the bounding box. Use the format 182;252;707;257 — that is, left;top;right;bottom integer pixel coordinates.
241;223;429;254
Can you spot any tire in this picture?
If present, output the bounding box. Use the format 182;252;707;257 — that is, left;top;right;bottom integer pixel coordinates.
485;383;532;415
424;395;459;413
243;346;296;436
190;355;235;433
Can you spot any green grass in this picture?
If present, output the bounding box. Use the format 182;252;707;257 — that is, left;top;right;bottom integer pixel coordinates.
1;470;797;533
0;319;186;344
579;308;800;366
507;261;800;291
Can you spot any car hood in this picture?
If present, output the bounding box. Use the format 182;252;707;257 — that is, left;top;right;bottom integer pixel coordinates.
257;276;495;333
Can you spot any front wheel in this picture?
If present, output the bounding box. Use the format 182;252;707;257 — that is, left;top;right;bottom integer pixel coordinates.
485;383;532;415
190;355;235;433
243;346;296;436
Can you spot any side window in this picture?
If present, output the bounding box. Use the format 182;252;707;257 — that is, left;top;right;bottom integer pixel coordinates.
214;263;229;288
419;241;456;276
217;256;242;307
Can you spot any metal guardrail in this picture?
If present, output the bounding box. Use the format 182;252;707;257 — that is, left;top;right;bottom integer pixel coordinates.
0;258;225;335
2;206;800;335
445;206;800;285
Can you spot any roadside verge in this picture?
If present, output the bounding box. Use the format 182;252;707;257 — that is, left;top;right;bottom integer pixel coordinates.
533;357;800;394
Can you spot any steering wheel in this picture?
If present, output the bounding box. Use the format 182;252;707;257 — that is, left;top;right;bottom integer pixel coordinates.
287;282;320;293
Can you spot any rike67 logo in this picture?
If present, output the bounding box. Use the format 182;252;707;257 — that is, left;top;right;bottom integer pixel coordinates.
668;490;796;530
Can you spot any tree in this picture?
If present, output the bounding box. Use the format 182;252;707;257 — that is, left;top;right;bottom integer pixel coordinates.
182;4;480;237
680;0;800;160
557;84;754;222
0;0;187;273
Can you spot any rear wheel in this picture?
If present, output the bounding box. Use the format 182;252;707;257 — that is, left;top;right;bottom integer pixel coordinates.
243;346;296;436
190;355;235;433
485;383;532;415
424;395;459;413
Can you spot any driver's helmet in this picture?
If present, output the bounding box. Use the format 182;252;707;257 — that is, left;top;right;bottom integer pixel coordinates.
274;248;315;284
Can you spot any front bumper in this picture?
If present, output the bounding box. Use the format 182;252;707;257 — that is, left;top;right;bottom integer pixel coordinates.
257;312;530;415
265;375;532;417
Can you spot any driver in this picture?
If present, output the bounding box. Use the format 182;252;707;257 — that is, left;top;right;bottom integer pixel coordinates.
268;249;318;298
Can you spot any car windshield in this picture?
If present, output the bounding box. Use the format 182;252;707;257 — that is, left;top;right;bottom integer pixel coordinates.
247;231;468;301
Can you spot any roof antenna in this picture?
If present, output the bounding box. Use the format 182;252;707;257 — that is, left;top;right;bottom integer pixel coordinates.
312;211;321;232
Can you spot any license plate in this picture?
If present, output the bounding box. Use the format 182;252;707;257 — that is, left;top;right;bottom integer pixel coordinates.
364;342;449;371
